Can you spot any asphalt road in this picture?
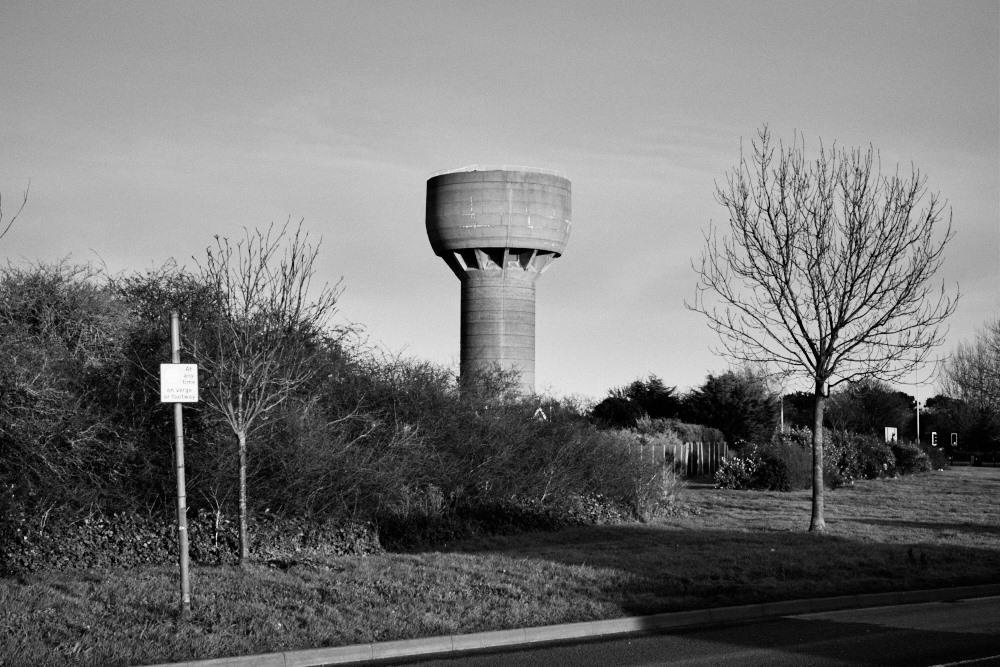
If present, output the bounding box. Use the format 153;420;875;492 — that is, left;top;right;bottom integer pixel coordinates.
384;596;1000;667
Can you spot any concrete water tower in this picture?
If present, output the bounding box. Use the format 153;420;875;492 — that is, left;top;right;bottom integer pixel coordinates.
426;166;572;392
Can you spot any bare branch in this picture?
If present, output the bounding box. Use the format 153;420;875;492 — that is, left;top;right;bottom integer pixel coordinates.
689;126;958;390
944;317;1000;413
0;181;30;241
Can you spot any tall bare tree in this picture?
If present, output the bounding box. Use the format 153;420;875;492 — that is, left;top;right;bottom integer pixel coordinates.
192;219;341;563
943;318;1000;451
944;318;1000;409
690;126;957;531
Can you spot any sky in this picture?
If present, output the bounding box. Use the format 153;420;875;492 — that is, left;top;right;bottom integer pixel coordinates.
1;1;997;403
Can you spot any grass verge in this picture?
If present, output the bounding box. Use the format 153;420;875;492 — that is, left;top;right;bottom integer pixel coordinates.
2;466;998;667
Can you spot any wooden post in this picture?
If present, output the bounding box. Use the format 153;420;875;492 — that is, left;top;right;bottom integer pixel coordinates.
171;311;192;614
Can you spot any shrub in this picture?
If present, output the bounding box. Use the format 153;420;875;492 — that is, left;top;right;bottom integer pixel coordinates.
826;430;902;483
721;429;875;491
922;443;950;470
717;426;935;495
714;443;788;491
791;429;893;488
760;430;812;490
715;454;757;490
753;453;791;491
853;434;897;479
890;440;933;475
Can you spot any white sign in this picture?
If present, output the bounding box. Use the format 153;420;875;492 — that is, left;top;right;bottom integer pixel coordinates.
160;364;199;403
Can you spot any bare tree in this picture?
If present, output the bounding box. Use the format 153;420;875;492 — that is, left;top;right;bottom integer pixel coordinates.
191;219;341;563
943;318;1000;450
0;182;29;241
690;126;957;531
944;318;1000;408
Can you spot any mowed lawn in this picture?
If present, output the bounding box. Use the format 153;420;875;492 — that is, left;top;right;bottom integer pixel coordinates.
3;466;998;667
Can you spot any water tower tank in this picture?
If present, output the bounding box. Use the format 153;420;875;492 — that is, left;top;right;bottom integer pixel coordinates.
426;166;572;392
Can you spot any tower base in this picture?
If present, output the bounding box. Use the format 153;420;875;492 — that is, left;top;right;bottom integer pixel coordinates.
461;272;535;393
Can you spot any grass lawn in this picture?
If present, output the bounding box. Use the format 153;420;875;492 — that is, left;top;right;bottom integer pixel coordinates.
2;466;999;667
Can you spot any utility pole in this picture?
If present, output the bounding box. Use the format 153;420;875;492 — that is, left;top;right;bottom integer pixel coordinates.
780;394;784;433
915;365;921;445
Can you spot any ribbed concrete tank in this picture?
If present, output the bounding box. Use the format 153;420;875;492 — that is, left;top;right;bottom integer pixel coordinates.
426;166;572;392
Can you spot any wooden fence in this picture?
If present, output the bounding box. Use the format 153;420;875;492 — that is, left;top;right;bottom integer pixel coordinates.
631;441;731;478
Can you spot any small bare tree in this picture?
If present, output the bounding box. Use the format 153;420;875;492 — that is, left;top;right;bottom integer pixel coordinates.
690;126;957;531
192;219;341;563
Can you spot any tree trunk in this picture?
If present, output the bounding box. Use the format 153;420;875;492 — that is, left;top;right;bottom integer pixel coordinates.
238;429;249;565
810;385;827;532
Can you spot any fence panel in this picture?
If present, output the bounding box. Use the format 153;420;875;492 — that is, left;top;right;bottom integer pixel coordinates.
661;441;731;478
630;441;732;478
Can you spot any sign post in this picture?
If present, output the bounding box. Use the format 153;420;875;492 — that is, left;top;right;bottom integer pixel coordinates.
160;311;196;615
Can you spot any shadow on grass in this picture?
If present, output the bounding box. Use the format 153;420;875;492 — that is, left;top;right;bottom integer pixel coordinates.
404;522;1000;618
853;518;1000;537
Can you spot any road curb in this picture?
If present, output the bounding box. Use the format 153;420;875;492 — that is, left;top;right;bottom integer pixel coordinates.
143;584;1000;667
